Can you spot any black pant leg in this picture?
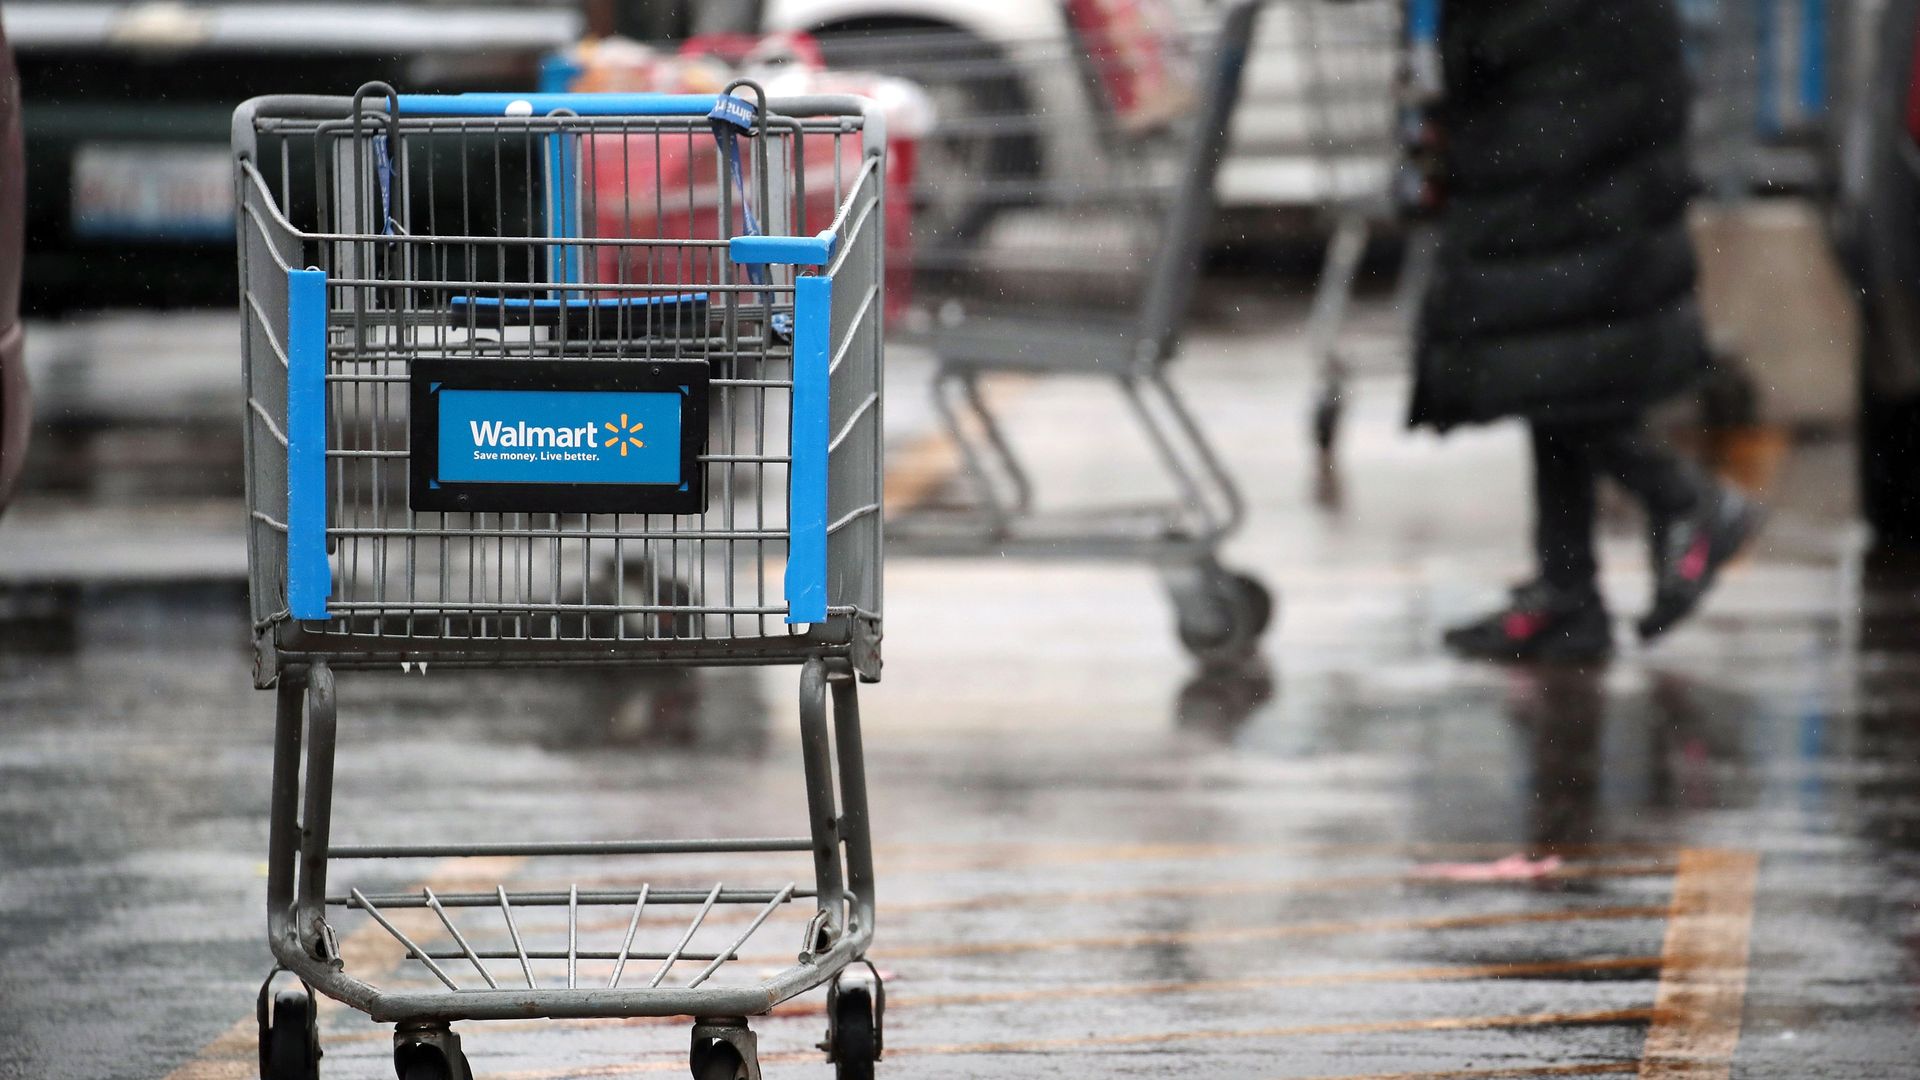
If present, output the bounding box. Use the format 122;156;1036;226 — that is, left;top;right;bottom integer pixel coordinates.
1531;420;1601;592
1584;417;1704;521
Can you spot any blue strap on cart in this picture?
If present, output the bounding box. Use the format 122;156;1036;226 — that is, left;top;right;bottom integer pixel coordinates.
708;93;797;338
372;134;396;235
708;94;768;289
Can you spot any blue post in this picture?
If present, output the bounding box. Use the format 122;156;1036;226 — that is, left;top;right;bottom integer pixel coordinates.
285;269;331;622
785;275;831;626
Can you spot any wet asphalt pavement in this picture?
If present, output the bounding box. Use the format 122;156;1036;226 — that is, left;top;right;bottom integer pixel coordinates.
5;295;1920;1079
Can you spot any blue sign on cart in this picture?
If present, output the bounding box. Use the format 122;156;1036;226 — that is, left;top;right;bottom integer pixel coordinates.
410;359;708;514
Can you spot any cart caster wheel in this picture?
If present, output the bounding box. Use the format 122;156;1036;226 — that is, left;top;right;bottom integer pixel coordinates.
393;1023;471;1080
260;986;321;1080
1174;567;1275;669
1312;390;1343;454
691;1021;761;1080
827;983;880;1080
691;1040;750;1080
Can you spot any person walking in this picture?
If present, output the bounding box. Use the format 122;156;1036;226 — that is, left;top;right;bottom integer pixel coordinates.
1411;0;1763;662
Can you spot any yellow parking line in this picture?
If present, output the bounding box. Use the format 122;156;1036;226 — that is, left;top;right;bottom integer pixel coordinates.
164;852;1681;1076
866;1006;1655;1057
545;845;1676;899
881;860;1676;914
878;904;1672;960
1638;849;1760;1079
312;954;1664;1046
486;1007;1656;1078
557;857;1674;936
871;841;1676;873
1302;1064;1639;1080
886;955;1662;1010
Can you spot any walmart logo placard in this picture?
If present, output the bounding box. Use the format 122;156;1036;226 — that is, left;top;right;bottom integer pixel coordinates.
410;359;709;515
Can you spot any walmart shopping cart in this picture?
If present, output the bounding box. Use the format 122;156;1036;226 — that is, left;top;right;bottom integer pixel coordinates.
235;82;887;1080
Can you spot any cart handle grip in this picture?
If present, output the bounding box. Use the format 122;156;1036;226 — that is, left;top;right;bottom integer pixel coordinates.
392;93;722;117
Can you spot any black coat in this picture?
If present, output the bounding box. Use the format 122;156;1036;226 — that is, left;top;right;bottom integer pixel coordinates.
1409;0;1709;431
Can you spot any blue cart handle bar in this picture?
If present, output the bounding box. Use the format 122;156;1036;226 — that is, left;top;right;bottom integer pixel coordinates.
392;93;724;118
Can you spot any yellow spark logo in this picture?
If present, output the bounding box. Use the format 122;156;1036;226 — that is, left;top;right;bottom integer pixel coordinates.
604;413;645;456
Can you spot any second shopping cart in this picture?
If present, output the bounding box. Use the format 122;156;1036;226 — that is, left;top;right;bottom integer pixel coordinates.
826;0;1277;666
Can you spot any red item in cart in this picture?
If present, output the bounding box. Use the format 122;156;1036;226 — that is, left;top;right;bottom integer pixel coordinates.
1065;0;1196;133
564;33;923;318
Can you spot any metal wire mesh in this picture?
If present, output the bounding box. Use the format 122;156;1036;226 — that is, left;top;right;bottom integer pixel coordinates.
238;102;884;663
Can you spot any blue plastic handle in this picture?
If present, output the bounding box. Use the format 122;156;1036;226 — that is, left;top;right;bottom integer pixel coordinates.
393;93;722;118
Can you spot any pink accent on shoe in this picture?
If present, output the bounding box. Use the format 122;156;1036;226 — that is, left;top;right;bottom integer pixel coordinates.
1503;611;1546;641
1679;533;1711;582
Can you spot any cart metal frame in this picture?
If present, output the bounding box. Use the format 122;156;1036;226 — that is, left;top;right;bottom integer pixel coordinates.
885;0;1276;667
235;84;888;1080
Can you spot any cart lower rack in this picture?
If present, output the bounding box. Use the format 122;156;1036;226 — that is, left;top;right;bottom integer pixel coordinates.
236;84;887;1080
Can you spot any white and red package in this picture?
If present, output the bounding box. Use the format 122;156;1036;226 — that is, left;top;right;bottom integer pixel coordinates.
1064;0;1197;133
558;33;930;319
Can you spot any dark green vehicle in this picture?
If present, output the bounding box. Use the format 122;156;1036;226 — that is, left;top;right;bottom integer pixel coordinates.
10;1;583;315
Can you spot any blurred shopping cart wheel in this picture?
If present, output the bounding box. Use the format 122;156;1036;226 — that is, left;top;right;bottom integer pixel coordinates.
827;982;879;1080
261;987;320;1080
692;1040;751;1080
1311;386;1343;455
393;1022;471;1080
1173;566;1274;669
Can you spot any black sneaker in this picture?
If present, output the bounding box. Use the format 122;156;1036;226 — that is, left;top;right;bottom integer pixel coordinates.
1443;581;1614;663
1639;486;1765;641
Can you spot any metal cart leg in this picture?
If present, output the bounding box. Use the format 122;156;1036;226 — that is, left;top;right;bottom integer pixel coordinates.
930;365;1025;531
1307;212;1371;456
261;668;323;1080
297;660;338;956
957;372;1034;515
1117;368;1249;542
823;672;882;1080
1119;372;1219;536
829;671;876;924
796;659;848;948
265;669;307;964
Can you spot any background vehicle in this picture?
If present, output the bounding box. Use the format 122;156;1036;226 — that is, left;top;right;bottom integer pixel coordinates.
762;0;1398;236
1832;0;1920;545
9;0;581;315
0;13;23;516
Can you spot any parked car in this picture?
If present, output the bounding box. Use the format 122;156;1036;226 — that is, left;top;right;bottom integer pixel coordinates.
760;0;1397;236
8;0;581;315
1832;0;1920;545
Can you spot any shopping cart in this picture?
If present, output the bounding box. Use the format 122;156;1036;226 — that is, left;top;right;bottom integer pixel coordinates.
838;0;1275;667
235;82;888;1080
1299;0;1439;458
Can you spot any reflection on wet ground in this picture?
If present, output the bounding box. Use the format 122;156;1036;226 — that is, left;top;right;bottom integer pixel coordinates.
4;308;1920;1079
